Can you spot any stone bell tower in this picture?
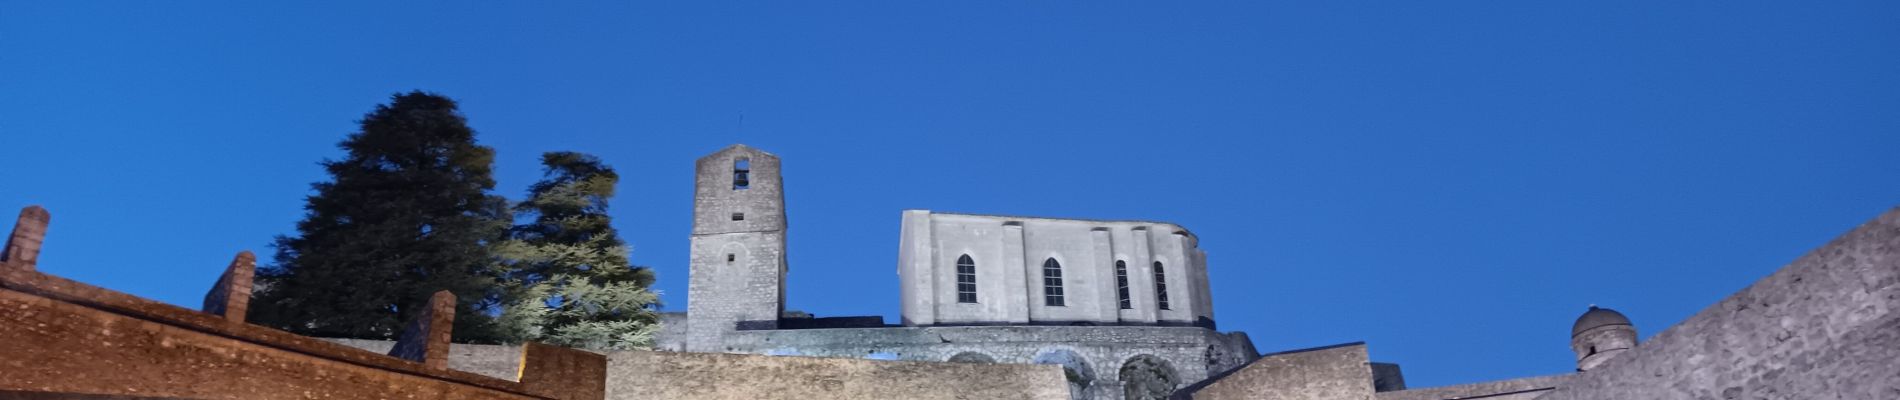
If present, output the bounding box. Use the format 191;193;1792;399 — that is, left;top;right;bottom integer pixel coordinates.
685;144;788;352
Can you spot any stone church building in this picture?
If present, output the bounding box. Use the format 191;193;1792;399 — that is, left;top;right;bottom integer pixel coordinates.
654;144;1257;399
652;144;1648;400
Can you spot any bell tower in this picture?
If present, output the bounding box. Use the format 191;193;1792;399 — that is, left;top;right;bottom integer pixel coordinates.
685;144;788;352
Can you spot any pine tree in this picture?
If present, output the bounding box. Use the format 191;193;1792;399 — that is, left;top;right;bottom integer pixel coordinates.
251;91;513;343
494;151;661;350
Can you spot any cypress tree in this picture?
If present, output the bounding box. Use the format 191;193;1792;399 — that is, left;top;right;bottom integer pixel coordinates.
494;151;661;350
252;91;512;343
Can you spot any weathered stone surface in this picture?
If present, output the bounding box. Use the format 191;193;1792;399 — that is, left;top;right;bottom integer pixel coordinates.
1;206;49;271
519;342;607;400
705;324;1257;400
605;350;1071;400
328;338;527;381
1537;207;1900;399
200;251;255;322
388;290;457;369
1373;374;1569;400
1173;342;1375;400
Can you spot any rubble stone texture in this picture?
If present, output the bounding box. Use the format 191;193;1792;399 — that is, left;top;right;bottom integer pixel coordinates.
605;350;1071;400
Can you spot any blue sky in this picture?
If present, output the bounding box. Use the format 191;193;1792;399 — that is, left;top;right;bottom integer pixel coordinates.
3;1;1897;388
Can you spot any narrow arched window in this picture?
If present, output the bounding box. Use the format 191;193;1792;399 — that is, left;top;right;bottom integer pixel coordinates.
1154;261;1171;310
955;254;978;303
1042;258;1065;306
733;157;751;190
1115;261;1132;309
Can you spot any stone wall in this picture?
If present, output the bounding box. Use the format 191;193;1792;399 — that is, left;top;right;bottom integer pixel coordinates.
330;337;1085;400
329;338;526;381
606;350;1071;400
1538;207;1900;399
1373;374;1569;400
716;325;1256;400
1173;342;1376;400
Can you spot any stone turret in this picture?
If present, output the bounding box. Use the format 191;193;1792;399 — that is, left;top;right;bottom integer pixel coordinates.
1570;305;1637;371
685;144;788;352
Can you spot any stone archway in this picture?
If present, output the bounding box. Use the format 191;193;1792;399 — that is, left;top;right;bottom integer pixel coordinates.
1119;354;1180;400
947;352;996;364
1032;349;1095;400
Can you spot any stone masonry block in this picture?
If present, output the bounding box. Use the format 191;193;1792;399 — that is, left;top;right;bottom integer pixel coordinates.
388;290;456;369
200;251;255;322
1;206;50;271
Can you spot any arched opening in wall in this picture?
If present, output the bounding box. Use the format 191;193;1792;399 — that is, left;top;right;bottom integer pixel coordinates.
956;254;978;303
733;157;751;190
1119;354;1180;400
1032;349;1094;400
1115;260;1132;309
1043;258;1066;306
1153;261;1171;310
946;352;996;364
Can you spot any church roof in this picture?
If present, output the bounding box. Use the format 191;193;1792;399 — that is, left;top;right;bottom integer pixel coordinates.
1572;306;1632;337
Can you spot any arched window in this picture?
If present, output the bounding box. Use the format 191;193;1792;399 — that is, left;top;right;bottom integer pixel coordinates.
1115;261;1132;309
1119;354;1181;400
1153;261;1171;310
1043;258;1065;306
956;254;978;303
733;157;751;190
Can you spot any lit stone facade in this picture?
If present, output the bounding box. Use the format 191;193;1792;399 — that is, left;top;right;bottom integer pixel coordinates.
897;211;1214;328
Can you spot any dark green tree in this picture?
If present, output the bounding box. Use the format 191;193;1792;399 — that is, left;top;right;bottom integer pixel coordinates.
251;91;513;343
494;152;660;350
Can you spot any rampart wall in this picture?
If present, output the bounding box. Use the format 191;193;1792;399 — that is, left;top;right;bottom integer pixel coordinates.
716;325;1256;400
1538;207;1900;399
607;350;1069;400
1172;342;1376;400
1373;374;1570;400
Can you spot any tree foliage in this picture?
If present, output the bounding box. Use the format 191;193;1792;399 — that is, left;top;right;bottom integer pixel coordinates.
251;91;513;343
494;152;661;350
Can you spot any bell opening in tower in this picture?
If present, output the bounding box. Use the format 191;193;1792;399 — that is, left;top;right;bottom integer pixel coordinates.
733;157;751;190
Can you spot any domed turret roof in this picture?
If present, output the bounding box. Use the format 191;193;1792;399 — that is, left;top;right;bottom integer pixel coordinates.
1572;306;1632;337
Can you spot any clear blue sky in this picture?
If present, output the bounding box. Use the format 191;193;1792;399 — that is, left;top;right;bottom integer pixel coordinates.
3;1;1897;388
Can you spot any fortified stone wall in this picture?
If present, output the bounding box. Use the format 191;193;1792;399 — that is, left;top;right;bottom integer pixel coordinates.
329;338;1077;400
0;206;605;400
1173;342;1377;400
1538;207;1900;400
1373;374;1571;400
328;338;526;381
715;325;1256;400
607;350;1071;400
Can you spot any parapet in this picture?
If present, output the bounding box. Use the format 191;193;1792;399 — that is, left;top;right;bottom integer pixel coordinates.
0;205;606;399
